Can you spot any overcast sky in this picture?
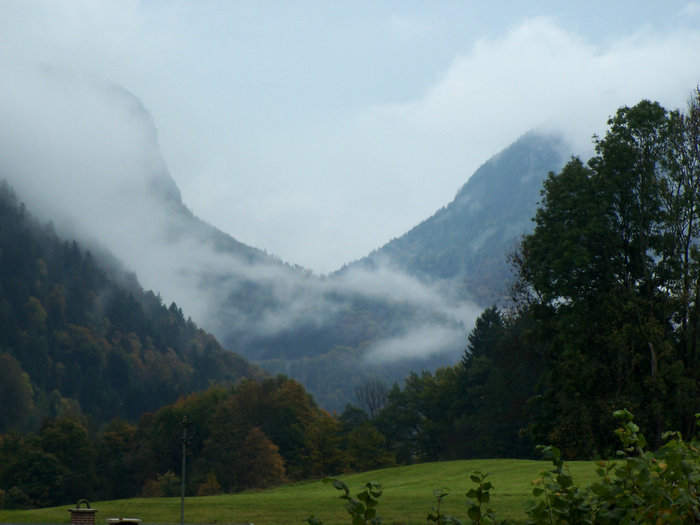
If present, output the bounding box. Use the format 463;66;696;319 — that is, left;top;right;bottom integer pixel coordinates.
2;1;700;274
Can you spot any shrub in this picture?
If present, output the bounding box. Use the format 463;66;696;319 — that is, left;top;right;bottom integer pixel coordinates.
524;409;700;524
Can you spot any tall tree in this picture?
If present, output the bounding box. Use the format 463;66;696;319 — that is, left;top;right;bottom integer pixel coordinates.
662;89;700;436
354;378;388;419
0;353;33;432
515;97;700;455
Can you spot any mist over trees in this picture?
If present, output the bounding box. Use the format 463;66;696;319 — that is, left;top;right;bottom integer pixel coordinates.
0;181;260;432
1;90;700;510
339;91;699;465
377;90;700;463
338;90;700;465
0;70;571;413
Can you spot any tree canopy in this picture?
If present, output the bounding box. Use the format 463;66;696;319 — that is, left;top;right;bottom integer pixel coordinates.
515;92;700;456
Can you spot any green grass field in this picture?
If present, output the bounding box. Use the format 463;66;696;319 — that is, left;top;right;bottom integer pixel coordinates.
0;459;599;525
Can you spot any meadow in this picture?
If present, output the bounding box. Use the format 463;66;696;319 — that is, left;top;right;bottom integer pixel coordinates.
0;458;599;525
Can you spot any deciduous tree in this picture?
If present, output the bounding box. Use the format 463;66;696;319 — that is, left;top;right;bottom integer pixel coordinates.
515;96;700;455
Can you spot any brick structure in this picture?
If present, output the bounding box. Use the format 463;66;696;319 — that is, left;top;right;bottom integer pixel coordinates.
69;500;97;525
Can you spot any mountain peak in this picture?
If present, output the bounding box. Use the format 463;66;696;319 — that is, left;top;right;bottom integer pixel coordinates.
353;130;570;305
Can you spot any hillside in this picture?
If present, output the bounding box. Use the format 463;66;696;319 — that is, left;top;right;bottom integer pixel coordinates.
351;130;569;305
0;459;600;523
0;181;261;431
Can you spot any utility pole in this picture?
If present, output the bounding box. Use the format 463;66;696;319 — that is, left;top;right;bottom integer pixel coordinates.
180;416;192;525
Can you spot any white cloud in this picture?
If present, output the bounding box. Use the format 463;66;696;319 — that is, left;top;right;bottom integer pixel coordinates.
1;2;699;277
388;15;434;40
681;2;700;17
362;16;700;167
207;12;699;273
364;323;466;364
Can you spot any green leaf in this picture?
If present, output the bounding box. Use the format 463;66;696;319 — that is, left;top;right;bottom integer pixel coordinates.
613;409;633;422
557;474;573;488
346;499;364;515
467;505;480;521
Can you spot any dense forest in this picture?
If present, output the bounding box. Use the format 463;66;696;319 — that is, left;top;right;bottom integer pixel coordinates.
360;89;700;465
0;181;260;432
0;376;395;509
1;89;699;510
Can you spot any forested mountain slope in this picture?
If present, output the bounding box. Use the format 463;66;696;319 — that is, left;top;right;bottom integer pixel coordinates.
0;182;261;432
350;131;569;305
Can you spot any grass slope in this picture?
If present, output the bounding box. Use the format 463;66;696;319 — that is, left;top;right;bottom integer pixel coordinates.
0;459;599;525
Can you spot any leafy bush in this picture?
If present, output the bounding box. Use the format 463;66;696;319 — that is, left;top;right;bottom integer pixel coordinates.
524;409;700;524
308;478;383;525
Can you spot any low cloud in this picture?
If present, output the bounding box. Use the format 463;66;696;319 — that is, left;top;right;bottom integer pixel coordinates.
220;14;700;272
359;16;700;168
364;323;467;364
0;68;480;367
1;4;698;274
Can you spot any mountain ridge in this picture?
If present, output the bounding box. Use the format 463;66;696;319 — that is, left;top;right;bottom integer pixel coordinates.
341;130;569;304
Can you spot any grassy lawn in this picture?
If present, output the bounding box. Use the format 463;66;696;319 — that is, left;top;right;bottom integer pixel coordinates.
0;459;599;525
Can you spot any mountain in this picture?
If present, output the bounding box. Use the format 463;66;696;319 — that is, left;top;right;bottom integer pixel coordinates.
0;181;261;431
349;130;570;305
223;131;570;409
0;71;571;412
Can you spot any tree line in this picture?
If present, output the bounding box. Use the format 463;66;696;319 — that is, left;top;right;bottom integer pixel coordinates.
0;375;397;509
362;90;700;463
515;90;700;456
